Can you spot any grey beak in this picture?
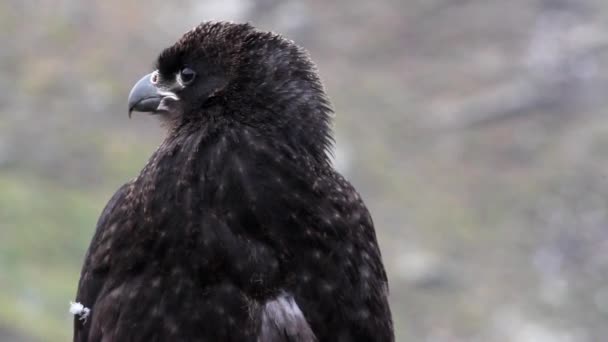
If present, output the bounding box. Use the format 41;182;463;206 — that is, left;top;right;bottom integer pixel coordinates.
128;73;163;117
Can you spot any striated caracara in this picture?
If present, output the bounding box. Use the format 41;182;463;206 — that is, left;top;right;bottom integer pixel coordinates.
73;21;394;342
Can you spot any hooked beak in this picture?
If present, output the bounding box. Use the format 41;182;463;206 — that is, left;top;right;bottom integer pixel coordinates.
127;72;177;118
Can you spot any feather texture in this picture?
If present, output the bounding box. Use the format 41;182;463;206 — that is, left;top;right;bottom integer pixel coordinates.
74;21;393;342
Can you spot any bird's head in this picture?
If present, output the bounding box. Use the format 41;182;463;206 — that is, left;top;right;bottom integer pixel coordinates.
128;21;333;162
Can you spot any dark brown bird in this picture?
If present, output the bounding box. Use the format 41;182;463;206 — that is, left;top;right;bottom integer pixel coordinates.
74;21;393;342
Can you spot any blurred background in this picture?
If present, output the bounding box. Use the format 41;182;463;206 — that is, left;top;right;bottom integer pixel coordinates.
2;0;608;341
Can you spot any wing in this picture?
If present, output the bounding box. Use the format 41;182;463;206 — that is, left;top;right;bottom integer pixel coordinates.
308;170;393;341
222;142;393;341
73;183;131;342
257;293;317;342
255;169;392;341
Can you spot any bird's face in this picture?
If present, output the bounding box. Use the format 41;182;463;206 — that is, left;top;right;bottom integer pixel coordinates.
128;24;236;122
127;22;333;162
127;64;229;121
127;70;182;119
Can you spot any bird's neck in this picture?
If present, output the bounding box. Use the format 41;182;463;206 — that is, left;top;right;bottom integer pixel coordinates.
133;125;321;215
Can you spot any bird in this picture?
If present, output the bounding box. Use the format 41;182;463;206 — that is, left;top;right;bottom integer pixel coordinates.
73;21;394;342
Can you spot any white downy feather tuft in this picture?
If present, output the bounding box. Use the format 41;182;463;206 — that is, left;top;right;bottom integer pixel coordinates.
69;301;91;323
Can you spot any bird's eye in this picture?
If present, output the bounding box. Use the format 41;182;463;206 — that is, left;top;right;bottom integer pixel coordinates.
150;71;159;84
179;67;196;85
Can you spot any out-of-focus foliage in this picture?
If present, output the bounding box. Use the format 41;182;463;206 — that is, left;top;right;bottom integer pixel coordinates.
2;0;608;341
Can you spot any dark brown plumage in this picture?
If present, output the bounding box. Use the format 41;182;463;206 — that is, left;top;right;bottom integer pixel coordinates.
74;21;393;342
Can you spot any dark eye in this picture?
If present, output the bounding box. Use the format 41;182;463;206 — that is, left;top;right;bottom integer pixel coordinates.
150;71;159;84
179;67;196;85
